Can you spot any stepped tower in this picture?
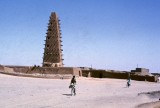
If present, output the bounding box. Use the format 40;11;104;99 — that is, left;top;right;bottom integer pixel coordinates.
43;12;63;67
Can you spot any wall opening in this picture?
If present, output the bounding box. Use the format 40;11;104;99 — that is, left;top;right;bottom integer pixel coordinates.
99;73;103;78
79;71;81;76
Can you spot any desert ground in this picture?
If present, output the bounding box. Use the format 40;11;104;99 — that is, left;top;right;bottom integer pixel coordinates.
0;74;160;108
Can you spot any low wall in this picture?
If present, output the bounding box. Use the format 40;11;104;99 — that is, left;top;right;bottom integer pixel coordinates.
0;65;4;71
82;70;128;79
82;70;157;82
5;65;82;76
0;65;14;73
130;75;157;82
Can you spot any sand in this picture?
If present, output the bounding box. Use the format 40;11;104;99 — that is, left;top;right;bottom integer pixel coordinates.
0;74;160;108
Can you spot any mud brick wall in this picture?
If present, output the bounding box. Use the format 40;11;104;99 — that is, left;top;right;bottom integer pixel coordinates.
82;70;157;82
0;65;4;71
5;66;82;76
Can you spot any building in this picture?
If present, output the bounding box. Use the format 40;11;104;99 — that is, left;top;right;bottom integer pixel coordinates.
43;12;63;67
0;12;82;77
131;68;152;76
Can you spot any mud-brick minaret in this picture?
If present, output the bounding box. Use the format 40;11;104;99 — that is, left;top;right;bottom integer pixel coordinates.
43;12;63;67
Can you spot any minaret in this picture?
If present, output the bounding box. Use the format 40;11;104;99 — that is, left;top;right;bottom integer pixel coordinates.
43;12;63;67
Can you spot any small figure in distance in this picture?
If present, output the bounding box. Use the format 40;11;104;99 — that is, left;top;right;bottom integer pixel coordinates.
127;77;131;88
69;75;76;96
126;73;131;88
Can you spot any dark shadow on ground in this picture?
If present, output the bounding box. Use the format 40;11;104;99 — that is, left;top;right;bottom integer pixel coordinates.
138;90;160;98
62;94;72;96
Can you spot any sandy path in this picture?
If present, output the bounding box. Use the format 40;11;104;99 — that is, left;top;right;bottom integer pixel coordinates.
0;74;160;108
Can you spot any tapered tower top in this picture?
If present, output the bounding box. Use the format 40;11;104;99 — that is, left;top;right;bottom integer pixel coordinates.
42;12;63;67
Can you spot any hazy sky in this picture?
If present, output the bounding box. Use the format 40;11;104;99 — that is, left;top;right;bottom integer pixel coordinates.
0;0;160;72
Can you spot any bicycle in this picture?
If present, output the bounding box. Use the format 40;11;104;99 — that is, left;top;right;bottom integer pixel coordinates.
69;84;76;96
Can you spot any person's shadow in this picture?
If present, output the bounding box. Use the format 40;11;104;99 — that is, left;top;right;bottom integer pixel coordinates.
62;94;72;96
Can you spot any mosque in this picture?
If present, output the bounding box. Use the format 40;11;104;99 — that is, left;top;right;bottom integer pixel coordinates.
0;12;158;82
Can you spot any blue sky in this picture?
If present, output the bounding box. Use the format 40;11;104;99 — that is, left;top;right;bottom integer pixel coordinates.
0;0;160;72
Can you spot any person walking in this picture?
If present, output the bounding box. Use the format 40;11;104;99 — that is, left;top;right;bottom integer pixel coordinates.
127;77;131;87
70;75;76;96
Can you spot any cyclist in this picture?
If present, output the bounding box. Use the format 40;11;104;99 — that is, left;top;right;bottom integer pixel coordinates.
70;75;76;96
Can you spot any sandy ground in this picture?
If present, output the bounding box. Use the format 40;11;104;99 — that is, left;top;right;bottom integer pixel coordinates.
0;74;160;108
